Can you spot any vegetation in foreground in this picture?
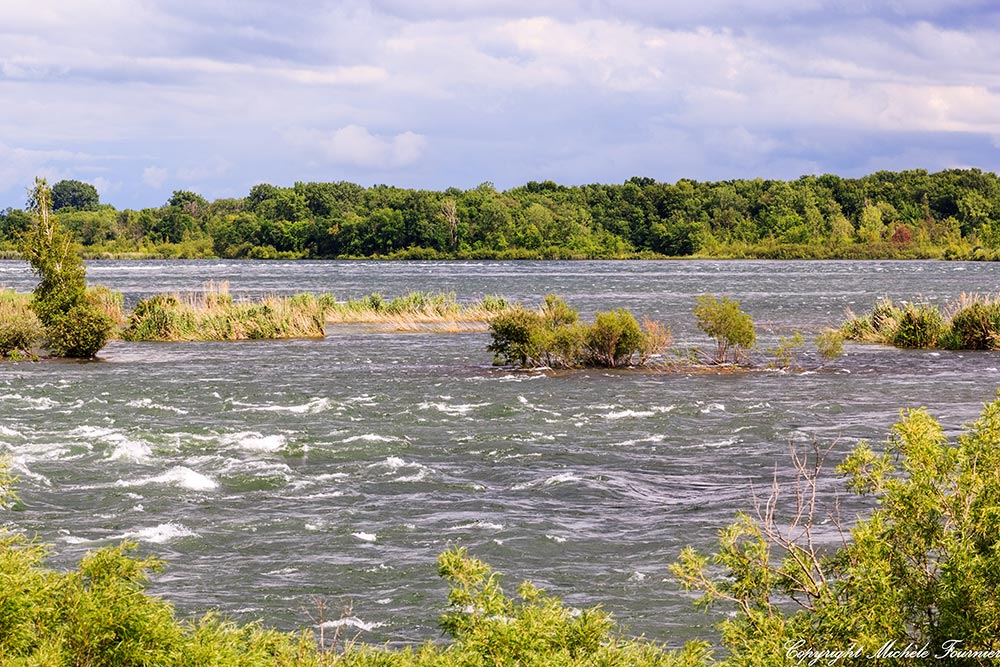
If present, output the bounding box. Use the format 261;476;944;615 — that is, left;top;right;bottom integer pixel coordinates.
122;282;328;342
842;292;1000;350
5;397;1000;665
488;294;842;370
3;169;1000;261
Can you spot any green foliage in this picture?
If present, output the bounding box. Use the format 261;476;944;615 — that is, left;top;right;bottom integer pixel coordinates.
44;301;116;358
946;296;1000;350
122;284;327;342
8;169;1000;260
693;295;756;365
891;302;945;348
584;309;645;368
16;177;115;358
814;328;844;364
51;179;100;212
0;291;41;359
766;332;804;369
843;294;1000;351
487;295;669;369
0;457;17;509
673;398;1000;665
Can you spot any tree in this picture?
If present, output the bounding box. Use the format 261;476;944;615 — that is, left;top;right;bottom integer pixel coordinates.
673;398;1000;665
693;295;756;364
18;177;113;358
51;179;100;211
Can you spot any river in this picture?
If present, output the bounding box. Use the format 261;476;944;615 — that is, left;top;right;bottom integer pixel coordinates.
2;259;999;647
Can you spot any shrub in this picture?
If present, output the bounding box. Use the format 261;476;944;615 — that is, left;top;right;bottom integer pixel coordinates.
673;397;1000;663
693;294;756;364
891;302;945;348
584;309;645;367
946;297;1000;350
44;301;115;358
487;307;545;367
815;328;845;364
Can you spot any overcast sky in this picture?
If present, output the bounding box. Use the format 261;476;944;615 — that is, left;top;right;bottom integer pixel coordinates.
2;0;999;210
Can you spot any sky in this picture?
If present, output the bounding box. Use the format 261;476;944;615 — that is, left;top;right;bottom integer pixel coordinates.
2;0;1000;210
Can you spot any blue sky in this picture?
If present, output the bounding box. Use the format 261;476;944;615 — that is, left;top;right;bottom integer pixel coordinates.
2;0;999;210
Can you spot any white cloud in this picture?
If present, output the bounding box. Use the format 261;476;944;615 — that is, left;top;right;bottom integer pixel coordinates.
288;125;428;169
142;167;168;189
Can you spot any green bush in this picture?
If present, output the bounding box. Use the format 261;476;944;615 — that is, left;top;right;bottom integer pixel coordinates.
44;301;115;358
693;295;756;364
891;302;945;348
584;309;645;367
487;307;545;367
673;397;1000;664
946;301;1000;350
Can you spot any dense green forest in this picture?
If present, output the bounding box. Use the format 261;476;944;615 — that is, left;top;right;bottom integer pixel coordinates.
3;168;1000;260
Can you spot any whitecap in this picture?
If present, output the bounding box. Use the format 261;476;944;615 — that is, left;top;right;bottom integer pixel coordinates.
116;521;197;544
221;432;286;452
234;397;333;414
343;434;398;443
447;520;503;532
0;393;57;410
418;401;489;416
319;617;384;632
352;532;377;542
126;398;189;415
546;535;567;543
118;466;217;491
699;403;726;414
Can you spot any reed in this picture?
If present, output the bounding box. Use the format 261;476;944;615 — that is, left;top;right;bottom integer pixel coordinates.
121;281;327;342
325;292;515;331
842;293;1000;350
0;290;41;359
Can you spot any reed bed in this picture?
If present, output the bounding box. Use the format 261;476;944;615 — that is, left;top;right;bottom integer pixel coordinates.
324;292;514;331
0;290;40;359
121;281;327;342
842;292;1000;350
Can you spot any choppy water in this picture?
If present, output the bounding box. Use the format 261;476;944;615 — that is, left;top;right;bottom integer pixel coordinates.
2;259;1000;647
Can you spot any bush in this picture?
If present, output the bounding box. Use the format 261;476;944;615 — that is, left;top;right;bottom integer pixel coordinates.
673;397;1000;664
44;302;115;358
584;309;645;367
487;307;545;367
693;295;756;364
891;302;945;348
946;299;1000;350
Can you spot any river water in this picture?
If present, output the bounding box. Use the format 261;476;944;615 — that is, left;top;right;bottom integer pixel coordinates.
2;259;999;647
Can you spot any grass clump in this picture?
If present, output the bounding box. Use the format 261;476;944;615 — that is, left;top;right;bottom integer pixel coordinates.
843;293;1000;350
325;291;516;332
121;282;327;342
0;290;41;360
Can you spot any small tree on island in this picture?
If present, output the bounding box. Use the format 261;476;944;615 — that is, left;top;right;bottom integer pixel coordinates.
18;177;114;358
693;294;756;365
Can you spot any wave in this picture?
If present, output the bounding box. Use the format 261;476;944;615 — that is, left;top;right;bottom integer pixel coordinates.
117;466;217;491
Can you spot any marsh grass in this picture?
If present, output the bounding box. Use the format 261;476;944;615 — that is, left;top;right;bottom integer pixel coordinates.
842;293;1000;350
0;290;41;359
325;292;515;331
122;281;327;342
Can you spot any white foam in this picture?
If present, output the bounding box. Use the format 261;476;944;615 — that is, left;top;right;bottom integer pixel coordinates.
352;532;377;542
118;466;217;491
319;617;384;632
222;432;286;452
512;471;582;490
235;397;333;414
629;571;647;582
699;403;726;414
0;393;57;410
0;425;22;438
546;534;567;543
418;401;489;416
343;434;398;443
447;520;503;532
107;435;153;462
117;522;196;544
126;398;189;415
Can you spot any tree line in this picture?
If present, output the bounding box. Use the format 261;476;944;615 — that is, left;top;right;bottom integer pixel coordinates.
3;168;1000;260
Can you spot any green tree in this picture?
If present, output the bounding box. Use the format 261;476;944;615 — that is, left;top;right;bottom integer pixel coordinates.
693;295;756;364
18;177;113;358
51;179;100;211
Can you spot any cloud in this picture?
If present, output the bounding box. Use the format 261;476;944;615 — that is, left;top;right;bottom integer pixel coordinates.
288;125;428;169
142;167;168;189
